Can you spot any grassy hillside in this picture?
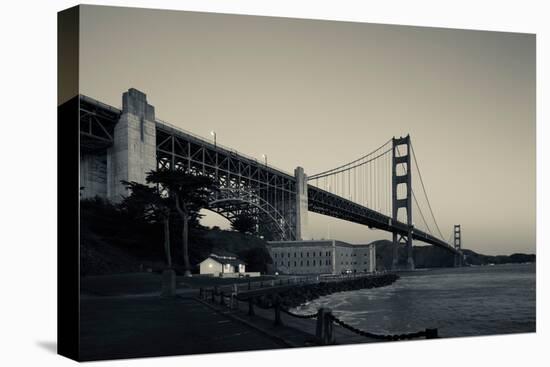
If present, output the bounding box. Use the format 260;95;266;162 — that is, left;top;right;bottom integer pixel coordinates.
80;198;272;276
189;228;273;273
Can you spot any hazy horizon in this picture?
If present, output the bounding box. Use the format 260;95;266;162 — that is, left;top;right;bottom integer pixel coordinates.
79;6;535;256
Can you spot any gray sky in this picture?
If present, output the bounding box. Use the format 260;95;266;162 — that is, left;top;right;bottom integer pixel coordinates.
80;5;535;255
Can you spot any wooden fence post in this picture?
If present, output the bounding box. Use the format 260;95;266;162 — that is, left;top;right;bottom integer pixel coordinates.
324;309;334;344
273;296;282;326
315;308;334;345
315;308;324;342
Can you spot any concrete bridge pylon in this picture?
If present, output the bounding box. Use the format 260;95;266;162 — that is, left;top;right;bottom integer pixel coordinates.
107;88;157;202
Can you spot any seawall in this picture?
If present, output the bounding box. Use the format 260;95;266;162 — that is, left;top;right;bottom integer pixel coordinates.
255;273;399;309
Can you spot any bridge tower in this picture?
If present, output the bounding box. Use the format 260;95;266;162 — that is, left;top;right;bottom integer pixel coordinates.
391;135;414;270
107;88;157;201
454;224;463;267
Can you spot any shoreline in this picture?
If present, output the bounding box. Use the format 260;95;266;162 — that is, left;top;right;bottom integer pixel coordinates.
252;273;400;310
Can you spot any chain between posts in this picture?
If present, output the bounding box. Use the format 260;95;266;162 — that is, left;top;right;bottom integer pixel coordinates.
280;307;318;319
200;287;438;342
329;314;436;341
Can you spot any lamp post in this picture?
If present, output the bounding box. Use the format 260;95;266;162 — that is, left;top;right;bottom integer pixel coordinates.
210;131;216;148
262;154;268;167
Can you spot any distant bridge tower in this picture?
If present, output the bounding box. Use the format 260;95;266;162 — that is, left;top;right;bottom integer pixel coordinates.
391;135;414;270
454;224;463;267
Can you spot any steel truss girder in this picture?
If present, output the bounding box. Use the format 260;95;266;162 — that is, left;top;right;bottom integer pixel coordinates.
155;127;298;240
155;127;296;194
208;188;295;241
78;95;119;152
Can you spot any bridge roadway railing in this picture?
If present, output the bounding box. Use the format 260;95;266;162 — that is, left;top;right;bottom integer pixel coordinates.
199;273;438;345
155;119;295;178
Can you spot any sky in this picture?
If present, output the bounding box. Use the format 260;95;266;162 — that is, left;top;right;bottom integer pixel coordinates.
79;5;535;255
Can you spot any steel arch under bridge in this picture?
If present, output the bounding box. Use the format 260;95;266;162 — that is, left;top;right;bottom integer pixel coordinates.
208;187;295;241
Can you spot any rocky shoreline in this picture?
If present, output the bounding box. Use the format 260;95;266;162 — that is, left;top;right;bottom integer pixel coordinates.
255;273;399;309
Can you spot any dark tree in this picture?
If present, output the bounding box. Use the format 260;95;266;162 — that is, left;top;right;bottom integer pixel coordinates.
120;181;173;268
146;169;218;276
231;213;257;234
238;247;272;273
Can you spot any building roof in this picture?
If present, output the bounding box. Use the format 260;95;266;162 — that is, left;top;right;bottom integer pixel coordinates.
200;253;246;267
267;240;374;248
210;251;239;259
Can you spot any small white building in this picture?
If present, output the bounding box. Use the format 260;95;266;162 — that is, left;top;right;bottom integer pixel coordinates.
199;253;246;277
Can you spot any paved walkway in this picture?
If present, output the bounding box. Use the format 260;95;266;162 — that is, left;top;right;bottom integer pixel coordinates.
80;295;287;361
79;272;383;361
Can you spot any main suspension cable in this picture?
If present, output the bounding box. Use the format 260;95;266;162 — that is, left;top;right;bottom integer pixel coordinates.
308;138;392;180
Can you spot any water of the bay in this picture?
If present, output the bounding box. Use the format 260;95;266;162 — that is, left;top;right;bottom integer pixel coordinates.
293;263;536;338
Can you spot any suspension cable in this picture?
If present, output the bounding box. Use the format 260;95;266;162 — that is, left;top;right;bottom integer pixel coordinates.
412;189;432;235
410;140;444;239
309;138;392;180
310;148;392;181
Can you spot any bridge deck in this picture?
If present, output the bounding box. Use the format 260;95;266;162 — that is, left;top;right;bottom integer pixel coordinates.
78;94;457;254
308;186;457;253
